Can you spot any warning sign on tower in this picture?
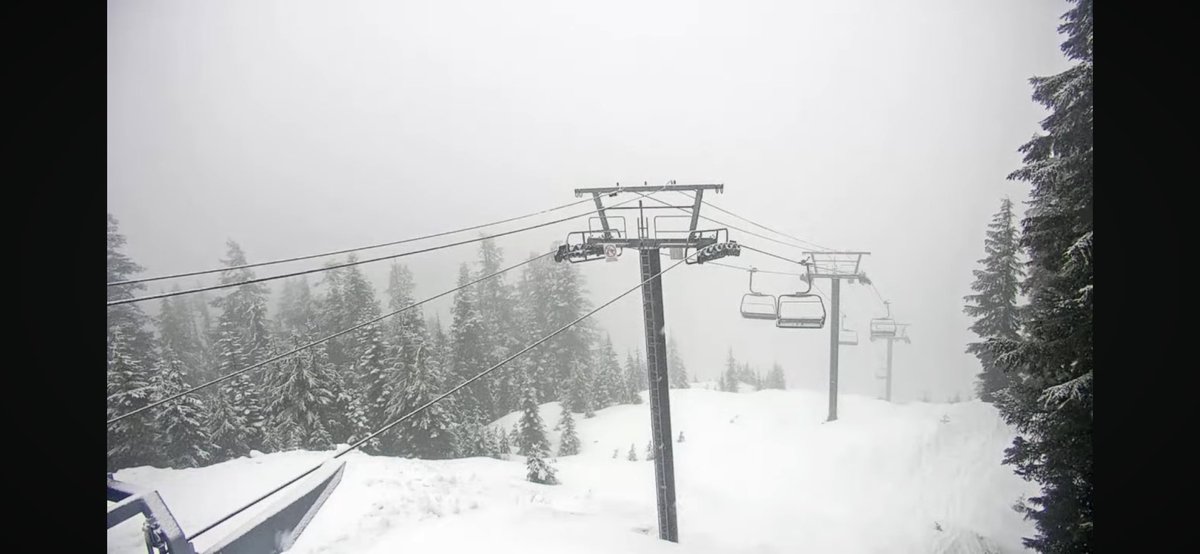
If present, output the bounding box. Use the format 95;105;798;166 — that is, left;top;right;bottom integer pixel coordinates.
605;244;619;262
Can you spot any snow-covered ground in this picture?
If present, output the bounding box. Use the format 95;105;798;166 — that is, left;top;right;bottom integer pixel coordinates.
109;386;1038;553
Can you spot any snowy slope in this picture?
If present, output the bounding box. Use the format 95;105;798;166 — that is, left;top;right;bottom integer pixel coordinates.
108;388;1037;553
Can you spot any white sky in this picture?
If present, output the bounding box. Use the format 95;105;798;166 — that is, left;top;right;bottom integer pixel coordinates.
108;0;1071;402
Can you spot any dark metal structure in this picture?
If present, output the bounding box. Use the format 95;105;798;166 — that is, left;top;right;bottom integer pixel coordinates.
556;182;738;543
804;251;869;422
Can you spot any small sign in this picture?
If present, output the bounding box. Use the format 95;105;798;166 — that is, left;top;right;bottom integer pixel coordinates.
605;244;619;262
669;247;684;260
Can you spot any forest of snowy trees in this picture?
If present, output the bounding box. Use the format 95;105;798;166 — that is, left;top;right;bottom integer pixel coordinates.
107;221;698;474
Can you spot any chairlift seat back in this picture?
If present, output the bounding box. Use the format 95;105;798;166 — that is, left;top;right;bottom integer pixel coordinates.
740;293;778;320
776;294;826;329
870;318;897;340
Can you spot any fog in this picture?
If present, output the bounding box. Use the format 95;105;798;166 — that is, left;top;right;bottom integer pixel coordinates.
108;0;1070;402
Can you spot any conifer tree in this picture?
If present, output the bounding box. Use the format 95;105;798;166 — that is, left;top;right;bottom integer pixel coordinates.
266;336;340;451
965;197;1024;403
475;239;519;416
154;349;209;468
387;342;454;459
765;363;787;390
107;215;155;367
518;368;557;484
645;439;655;460
450;264;493;424
106;328;158;471
497;427;511;457
565;361;595;418
623;352;643;404
667;335;690;389
157;294;205;385
211;241;271;452
627;443;638;461
557;407;581;456
989;3;1092;549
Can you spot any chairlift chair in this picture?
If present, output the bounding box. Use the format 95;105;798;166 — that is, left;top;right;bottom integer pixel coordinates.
869;318;897;340
740;268;778;320
839;314;859;345
775;269;826;329
869;301;898;341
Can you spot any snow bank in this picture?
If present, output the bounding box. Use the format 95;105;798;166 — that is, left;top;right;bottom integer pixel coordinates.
108;388;1037;553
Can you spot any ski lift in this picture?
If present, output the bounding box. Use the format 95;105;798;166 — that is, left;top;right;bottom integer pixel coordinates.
869;301;897;341
839;314;859;345
740;268;778;320
776;269;826;329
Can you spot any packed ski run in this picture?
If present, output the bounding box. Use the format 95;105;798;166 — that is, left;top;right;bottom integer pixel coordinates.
108;386;1038;554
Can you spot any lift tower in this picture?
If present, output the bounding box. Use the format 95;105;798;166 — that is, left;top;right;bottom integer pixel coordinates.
804;251;869;422
554;182;738;543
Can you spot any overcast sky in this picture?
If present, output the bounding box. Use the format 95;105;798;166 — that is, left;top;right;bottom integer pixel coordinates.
108;0;1071;402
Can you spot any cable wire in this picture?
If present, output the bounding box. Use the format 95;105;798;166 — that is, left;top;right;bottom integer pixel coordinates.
108;191;658;307
641;194;816;252
688;193;833;252
740;244;810;266
107;251;554;426
187;243;700;541
107;196;594;288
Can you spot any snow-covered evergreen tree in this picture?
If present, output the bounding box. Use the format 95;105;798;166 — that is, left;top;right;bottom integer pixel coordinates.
593;335;625;408
667;335;689;389
265;336;340;451
277;278;318;339
564;360;595;418
107;327;158;471
107;214;155;367
450;263;493;424
627;443;637;461
624;351;644;404
475;238;519;417
765;363;787;390
153;349;209;468
964;197;1024;403
645;439;655;461
989;2;1092;549
386;263;428;353
518;367;557;484
207;318;251;461
518;250;593;403
497;426;511;458
557;406;580;456
210;241;271;451
721;348;739;392
356;322;395;454
157;294;206;385
387;342;454;459
206;385;244;461
516;367;549;457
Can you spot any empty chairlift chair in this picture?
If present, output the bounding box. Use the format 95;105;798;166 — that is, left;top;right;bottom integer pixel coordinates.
740;268;778;320
870;301;898;341
839;314;859;345
776;273;826;329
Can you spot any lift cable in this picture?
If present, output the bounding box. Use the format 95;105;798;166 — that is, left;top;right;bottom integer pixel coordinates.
107;197;595;288
682;192;833;252
108;191;659;307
